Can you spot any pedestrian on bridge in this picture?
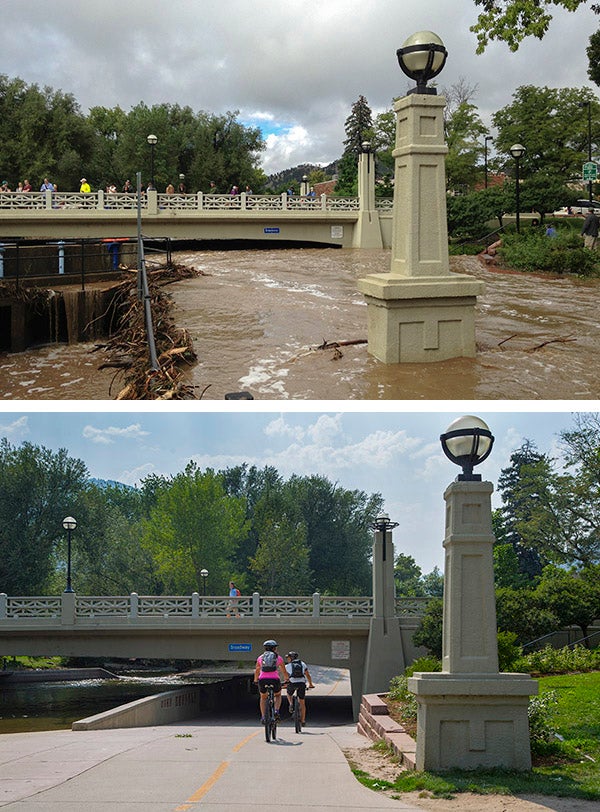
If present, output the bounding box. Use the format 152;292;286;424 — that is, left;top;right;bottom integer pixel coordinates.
226;581;241;617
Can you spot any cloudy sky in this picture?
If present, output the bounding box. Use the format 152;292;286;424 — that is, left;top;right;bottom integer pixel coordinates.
2;1;596;174
0;406;584;575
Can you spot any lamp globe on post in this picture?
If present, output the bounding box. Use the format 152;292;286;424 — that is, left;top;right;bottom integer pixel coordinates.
370;511;399;562
147;134;158;188
62;516;77;594
200;568;208;596
440;415;494;481
510;143;526;233
397;31;448;95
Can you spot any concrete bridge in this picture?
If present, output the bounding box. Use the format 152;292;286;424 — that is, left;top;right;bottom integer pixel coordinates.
0;530;425;718
0;184;392;250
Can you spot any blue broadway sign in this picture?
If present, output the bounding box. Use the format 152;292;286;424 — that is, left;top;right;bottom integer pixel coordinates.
228;643;253;652
264;227;280;233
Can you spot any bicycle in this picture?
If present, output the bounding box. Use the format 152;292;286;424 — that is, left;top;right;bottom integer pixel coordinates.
290;692;302;733
288;685;313;733
263;682;278;742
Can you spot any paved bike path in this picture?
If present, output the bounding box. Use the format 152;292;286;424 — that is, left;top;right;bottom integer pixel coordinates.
0;667;420;811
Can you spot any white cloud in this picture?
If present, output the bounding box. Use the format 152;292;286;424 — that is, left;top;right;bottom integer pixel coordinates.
119;462;156;486
5;0;591;174
264;416;305;441
0;416;29;439
82;423;150;445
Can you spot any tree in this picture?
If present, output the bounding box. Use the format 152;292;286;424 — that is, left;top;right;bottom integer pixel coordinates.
336;95;374;196
444;101;488;192
0;439;89;594
394;552;425;596
492;85;599;182
250;512;311;594
495;585;561;644
412;597;443;658
496;440;550;577
283;474;382;595
140;464;248;594
534;565;600;644
470;1;590;53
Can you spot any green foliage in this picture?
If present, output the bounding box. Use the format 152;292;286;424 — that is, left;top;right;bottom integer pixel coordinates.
471;2;589;54
0;74;265;192
140;464;248;594
412;597;443;658
499;229;600;276
528;689;560;748
492;84;599;182
497;630;523;671
0;438;89;594
515;645;600;675
447;186;512;239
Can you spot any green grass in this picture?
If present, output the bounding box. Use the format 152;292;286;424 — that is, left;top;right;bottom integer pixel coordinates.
353;671;600;802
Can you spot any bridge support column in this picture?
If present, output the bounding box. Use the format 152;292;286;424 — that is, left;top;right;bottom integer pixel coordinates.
358;93;483;362
353;146;383;249
362;524;405;702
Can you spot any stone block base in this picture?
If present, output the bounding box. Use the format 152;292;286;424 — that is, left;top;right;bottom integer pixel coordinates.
357;273;484;363
408;672;538;772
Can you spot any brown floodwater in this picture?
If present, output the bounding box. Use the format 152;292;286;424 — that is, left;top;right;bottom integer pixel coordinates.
1;247;599;400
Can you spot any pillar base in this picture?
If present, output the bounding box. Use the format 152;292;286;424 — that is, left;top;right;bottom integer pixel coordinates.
408;672;538;771
357;273;484;363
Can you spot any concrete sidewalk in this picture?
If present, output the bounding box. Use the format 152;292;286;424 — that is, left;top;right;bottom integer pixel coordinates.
0;721;420;811
0;666;419;810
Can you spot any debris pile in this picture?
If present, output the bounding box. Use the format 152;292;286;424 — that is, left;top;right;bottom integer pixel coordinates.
94;263;200;399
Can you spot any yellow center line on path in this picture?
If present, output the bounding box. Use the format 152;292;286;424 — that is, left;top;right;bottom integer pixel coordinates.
174;730;260;810
325;677;344;695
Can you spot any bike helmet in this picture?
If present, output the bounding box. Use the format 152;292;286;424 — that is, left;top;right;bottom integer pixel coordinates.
263;639;278;650
287;651;299;659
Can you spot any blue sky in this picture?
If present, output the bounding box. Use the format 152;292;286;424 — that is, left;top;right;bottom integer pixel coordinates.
0;405;584;574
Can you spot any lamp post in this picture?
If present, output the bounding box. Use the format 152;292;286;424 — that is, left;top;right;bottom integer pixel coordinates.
579;101;593;203
484;135;493;188
147;134;158;188
370;511;398;561
358;31;483;364
200;568;208;596
62;516;77;593
407;415;537;772
510;143;525;233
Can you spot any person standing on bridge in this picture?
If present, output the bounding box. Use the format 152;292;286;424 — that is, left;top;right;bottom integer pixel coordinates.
79;178;91;193
254;640;288;724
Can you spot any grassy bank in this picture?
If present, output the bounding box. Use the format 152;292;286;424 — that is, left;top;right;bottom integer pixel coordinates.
355;671;600;802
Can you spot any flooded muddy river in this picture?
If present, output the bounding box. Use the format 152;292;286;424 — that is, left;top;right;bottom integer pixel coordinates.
1;248;599;400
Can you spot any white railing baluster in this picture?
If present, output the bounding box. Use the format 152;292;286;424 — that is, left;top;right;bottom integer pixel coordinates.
0;593;6;619
129;592;138;618
191;591;200;618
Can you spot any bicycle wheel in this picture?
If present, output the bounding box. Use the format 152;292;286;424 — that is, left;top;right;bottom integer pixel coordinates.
293;696;302;733
264;705;272;742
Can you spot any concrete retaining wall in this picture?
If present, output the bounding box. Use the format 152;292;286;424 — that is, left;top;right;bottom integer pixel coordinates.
72;675;252;731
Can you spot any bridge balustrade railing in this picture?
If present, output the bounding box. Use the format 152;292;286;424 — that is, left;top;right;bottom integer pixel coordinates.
375;199;394;211
0;592;428;622
0;191;361;214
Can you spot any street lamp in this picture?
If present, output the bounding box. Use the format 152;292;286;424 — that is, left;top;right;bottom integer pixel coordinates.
397;31;448;95
200;568;208;595
510;143;526;233
62;516;77;593
579;101;593;203
147;134;158;188
484;135;493;188
440;415;494;481
370;511;399;561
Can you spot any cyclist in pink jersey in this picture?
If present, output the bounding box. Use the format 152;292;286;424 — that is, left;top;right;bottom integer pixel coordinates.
253;639;288;723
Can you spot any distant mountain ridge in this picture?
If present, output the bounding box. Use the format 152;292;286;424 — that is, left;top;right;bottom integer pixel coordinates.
266;161;337;189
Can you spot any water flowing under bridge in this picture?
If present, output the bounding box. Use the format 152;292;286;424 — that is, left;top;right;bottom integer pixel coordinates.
0;190;392;249
0;584;428;718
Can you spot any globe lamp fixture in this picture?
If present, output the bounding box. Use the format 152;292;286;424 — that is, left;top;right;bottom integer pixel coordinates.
440;416;494;481
397;31;448;95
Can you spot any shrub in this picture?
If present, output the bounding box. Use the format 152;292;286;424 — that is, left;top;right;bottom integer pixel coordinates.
497;630;523;672
528;689;559;751
514;644;600;675
499;229;600;276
